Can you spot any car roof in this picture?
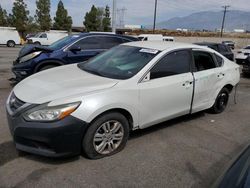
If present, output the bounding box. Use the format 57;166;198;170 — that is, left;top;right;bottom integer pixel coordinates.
123;41;209;51
74;32;138;41
195;42;221;46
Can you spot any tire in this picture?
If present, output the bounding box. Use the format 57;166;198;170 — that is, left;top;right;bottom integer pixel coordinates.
38;65;58;72
210;88;229;114
7;40;15;47
34;41;41;45
82;112;129;159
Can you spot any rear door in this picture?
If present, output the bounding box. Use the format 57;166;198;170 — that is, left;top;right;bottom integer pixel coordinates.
139;50;194;128
191;50;223;113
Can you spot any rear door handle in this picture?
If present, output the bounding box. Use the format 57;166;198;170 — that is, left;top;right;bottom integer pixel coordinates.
217;72;225;78
182;81;193;88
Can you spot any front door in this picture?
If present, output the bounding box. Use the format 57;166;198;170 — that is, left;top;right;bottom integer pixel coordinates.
65;36;104;63
139;50;194;128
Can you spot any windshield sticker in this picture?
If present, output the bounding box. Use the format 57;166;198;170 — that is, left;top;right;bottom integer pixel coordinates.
72;35;80;38
139;48;159;54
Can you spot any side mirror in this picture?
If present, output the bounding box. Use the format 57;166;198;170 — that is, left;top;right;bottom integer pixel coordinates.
69;46;81;52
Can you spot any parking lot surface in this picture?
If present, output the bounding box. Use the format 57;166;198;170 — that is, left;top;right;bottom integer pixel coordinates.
0;46;250;188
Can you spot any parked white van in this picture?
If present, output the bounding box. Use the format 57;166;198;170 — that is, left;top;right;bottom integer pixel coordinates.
0;27;20;47
138;34;163;41
138;34;174;42
27;30;68;46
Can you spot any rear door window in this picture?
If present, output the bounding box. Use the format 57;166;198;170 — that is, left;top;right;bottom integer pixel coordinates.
73;37;102;50
193;51;217;71
99;36;126;49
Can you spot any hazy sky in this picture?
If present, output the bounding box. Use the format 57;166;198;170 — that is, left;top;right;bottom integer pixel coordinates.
1;0;250;26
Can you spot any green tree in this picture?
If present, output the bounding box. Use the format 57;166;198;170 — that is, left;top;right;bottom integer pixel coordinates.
26;16;40;33
53;0;72;31
35;0;51;31
12;0;29;35
102;5;111;32
0;5;8;26
83;5;99;31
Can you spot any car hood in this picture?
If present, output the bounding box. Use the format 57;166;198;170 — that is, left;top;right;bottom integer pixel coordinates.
13;64;119;104
18;44;53;58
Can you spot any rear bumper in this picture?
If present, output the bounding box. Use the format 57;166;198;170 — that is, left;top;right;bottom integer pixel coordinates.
6;108;89;157
242;64;250;73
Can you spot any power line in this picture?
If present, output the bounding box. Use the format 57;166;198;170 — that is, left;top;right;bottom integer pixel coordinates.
220;5;230;37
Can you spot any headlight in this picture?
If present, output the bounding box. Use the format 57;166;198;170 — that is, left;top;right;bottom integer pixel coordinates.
23;102;81;122
19;51;42;63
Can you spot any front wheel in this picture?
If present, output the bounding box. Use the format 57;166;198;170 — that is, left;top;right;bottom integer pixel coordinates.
82;112;129;159
210;88;229;114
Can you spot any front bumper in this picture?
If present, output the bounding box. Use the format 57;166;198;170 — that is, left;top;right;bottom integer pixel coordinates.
6;105;89;157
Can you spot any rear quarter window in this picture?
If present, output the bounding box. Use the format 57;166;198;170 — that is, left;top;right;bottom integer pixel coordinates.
215;54;224;67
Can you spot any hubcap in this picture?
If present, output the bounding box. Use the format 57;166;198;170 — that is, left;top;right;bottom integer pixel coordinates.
93;120;124;155
218;93;228;110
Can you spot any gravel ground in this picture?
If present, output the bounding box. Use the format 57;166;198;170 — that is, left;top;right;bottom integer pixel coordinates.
0;46;250;188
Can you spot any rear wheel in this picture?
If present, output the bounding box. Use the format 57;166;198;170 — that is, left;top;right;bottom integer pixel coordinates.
7;40;15;47
82;112;129;159
210;88;229;114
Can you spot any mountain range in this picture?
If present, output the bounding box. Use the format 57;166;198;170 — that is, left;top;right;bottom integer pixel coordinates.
154;10;250;31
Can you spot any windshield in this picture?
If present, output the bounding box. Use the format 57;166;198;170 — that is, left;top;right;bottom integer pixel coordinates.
49;35;79;50
78;45;159;80
138;37;144;41
34;33;42;37
244;46;250;49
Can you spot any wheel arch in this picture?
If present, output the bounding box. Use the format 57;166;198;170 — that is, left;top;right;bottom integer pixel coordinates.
34;59;64;73
88;108;135;131
223;84;234;93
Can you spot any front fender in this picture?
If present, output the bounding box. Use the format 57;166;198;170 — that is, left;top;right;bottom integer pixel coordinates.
71;89;139;129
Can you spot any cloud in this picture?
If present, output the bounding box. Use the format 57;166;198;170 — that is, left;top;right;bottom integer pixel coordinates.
1;0;250;26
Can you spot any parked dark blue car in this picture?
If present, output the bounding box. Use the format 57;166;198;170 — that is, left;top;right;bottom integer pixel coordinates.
12;33;138;81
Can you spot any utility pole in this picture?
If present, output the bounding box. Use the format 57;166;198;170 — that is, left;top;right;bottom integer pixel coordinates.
112;0;117;33
220;5;230;38
153;0;157;33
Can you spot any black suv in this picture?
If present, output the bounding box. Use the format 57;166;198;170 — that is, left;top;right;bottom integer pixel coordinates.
12;33;138;81
195;42;234;61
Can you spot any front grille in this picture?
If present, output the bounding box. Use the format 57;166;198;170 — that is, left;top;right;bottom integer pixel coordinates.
9;93;25;112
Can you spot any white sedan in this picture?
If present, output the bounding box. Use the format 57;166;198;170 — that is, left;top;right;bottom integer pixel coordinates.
6;42;240;159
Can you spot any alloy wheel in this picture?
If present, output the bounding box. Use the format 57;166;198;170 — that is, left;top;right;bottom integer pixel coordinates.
93;120;124;155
